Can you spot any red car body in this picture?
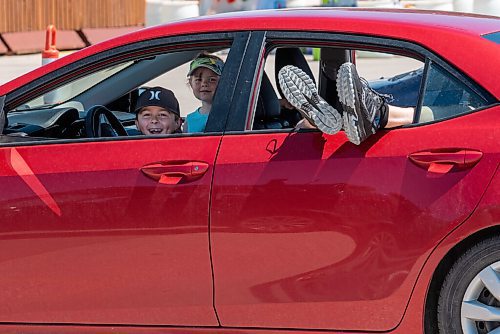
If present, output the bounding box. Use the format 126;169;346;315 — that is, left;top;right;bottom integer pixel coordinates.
0;8;498;334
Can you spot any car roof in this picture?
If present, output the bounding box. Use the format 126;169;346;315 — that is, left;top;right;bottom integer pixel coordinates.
2;8;499;98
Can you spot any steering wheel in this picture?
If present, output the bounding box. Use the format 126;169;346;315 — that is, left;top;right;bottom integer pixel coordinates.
84;105;128;138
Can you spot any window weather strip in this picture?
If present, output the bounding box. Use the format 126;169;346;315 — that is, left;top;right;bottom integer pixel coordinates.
0;95;5;134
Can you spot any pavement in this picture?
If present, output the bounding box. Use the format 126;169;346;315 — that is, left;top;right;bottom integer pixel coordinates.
0;53;44;86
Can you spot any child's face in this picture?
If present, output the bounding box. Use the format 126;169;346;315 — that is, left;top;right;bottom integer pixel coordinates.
135;106;180;135
189;67;220;104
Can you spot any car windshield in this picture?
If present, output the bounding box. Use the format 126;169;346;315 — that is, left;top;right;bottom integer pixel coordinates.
15;61;134;111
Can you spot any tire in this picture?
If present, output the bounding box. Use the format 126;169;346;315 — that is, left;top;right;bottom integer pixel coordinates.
438;236;500;334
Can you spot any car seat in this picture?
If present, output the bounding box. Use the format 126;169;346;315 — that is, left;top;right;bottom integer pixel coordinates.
317;47;351;113
275;47;316;99
253;72;289;130
274;47;315;126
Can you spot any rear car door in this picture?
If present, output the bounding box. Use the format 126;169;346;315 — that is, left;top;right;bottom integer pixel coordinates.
210;32;499;331
0;33;248;326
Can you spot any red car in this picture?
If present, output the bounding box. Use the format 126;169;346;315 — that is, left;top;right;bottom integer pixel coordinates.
0;8;499;334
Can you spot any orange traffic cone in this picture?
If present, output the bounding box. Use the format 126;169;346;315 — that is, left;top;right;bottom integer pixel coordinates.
42;25;59;66
42;25;61;104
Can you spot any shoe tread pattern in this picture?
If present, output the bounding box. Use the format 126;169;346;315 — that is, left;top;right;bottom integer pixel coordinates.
337;63;369;145
279;65;342;134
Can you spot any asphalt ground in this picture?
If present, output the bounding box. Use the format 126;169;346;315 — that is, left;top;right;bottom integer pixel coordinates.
0;53;43;86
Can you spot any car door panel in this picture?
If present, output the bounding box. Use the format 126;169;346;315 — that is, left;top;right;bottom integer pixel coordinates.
210;105;499;330
0;136;220;326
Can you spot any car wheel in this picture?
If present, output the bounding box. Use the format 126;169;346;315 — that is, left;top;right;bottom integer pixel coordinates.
438;236;500;333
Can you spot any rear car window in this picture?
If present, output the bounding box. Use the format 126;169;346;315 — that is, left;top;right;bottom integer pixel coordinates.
421;62;489;121
483;31;500;44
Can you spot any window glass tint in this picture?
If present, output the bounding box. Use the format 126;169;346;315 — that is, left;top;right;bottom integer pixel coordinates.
483;31;500;44
421;62;487;122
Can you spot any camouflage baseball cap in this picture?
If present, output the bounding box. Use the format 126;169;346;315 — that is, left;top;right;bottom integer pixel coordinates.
187;54;224;76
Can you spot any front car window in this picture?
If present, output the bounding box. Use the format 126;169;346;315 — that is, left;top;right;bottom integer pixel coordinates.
15;62;134;111
3;38;233;142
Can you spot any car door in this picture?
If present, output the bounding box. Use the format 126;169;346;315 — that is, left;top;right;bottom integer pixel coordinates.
210;33;499;331
0;33;249;326
0;137;220;325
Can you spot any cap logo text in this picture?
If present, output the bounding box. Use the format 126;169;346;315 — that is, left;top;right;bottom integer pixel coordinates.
149;91;161;100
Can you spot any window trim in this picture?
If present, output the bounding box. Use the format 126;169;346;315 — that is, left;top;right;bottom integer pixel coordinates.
413;58;431;123
224;31;267;132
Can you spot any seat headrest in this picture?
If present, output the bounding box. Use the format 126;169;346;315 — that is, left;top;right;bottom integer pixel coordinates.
275;48;316;98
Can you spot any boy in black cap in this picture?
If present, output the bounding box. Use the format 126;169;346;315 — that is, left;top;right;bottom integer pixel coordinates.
135;87;182;135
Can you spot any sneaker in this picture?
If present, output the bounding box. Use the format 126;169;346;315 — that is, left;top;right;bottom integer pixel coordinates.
278;65;342;134
336;62;387;145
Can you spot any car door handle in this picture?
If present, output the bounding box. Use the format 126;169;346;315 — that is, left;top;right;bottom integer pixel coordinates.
408;149;483;174
140;161;209;184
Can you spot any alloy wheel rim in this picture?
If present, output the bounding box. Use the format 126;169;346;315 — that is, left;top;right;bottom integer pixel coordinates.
461;261;500;334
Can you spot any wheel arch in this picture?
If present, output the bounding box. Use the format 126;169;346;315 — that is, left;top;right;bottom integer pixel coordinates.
424;225;500;334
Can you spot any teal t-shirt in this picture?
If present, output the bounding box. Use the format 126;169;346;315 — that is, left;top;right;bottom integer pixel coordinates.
186;108;209;133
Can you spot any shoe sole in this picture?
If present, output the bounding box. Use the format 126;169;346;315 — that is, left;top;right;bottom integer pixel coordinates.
278;65;342;134
336;62;366;145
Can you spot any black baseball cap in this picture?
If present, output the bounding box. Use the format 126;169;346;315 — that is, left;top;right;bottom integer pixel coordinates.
134;87;180;116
